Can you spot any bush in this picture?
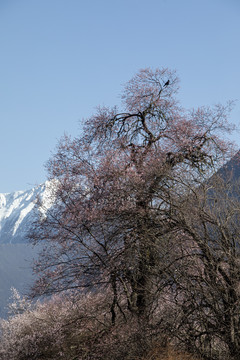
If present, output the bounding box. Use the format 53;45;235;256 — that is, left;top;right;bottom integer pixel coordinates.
0;290;167;360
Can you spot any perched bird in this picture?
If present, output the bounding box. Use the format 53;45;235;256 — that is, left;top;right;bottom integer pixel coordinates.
164;80;170;87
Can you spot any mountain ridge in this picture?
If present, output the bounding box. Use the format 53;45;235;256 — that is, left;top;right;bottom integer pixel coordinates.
0;181;55;244
0;181;56;318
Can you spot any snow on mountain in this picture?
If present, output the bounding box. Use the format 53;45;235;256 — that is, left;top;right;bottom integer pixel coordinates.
0;181;57;318
0;180;56;244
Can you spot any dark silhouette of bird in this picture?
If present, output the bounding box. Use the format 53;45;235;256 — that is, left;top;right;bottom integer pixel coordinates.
164;80;170;87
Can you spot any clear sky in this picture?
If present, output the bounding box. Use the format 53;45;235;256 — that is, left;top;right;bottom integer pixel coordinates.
1;0;240;193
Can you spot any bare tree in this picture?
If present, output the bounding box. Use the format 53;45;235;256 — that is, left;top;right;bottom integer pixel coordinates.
29;68;235;328
161;168;240;360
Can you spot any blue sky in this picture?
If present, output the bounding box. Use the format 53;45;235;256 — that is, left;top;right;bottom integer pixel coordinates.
1;0;240;193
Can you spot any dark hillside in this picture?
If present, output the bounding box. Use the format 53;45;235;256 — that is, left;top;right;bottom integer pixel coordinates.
217;150;240;181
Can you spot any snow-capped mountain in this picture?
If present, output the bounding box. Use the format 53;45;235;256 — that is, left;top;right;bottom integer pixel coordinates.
0;181;56;318
0;181;55;244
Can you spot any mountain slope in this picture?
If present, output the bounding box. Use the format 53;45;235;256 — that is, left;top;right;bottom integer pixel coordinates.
0;181;55;244
0;181;55;318
217;150;240;181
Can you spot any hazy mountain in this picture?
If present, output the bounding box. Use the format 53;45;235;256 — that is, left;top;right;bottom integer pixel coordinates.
217;150;240;181
0;181;55;318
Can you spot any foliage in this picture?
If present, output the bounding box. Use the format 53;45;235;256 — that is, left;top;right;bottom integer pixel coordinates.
17;67;240;359
164;174;240;359
29;68;234;315
7;287;33;316
0;290;181;360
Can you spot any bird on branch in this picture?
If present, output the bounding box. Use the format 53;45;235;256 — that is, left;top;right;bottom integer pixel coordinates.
164;80;170;87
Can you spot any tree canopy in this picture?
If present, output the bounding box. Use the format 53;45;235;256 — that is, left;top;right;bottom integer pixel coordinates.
29;68;238;358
